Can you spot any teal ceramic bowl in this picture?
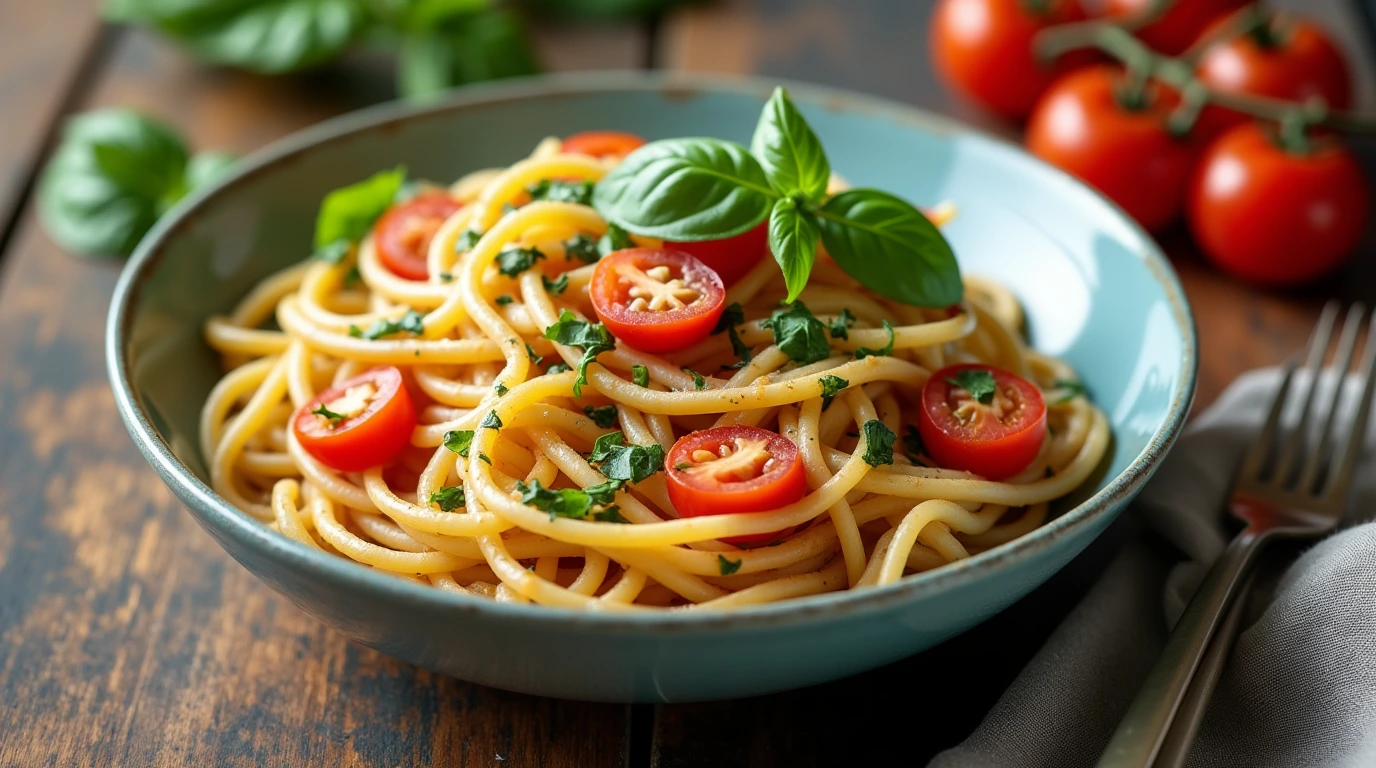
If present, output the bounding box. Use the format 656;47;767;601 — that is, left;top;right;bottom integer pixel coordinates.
107;72;1196;703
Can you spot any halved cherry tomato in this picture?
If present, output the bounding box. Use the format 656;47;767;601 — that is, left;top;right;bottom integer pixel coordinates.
918;364;1047;480
1025;65;1195;233
375;194;462;281
561;131;647;159
589;248;726;354
293;367;417;473
1187;122;1369;285
1194;14;1352;142
666;426;808;546
930;0;1093;120
1103;0;1250;55
666;220;770;286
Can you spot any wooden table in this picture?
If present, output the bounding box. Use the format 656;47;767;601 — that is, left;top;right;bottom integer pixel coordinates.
2;1;1373;765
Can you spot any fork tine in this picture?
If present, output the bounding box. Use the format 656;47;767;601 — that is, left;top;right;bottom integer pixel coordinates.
1269;301;1340;485
1297;303;1366;493
1237;357;1299;483
1321;311;1376;502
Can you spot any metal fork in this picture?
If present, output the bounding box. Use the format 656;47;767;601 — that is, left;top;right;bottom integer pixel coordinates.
1098;301;1376;768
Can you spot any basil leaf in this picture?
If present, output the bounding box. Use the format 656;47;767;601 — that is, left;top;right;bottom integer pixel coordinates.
496;245;545;277
717;554;743;576
542;310;616;397
429;485;466;511
495;295;514;306
631;365;650;388
350;309;426;339
750;86;830;201
583;405;618;428
598;442;665;484
442;429;474;457
480;411;502;430
542;273;569;295
597;222;635;257
374;0;492;33
455;229;482;251
311;403;347;425
493;382;508;397
816;189;962;308
902;425;924;462
314;166;406;259
829;309;854;340
818;374;848;411
517;478;621;521
947;369;997;405
593;138;775;241
564;233;600;263
592;506;629;523
854;319;895;359
528;178;594;206
761;302;830;366
860;420;896;467
768;198;820;303
681;367;707;391
38;109;197;257
546;362;571;374
587;431;626;463
712;303;746;334
396;9;539;102
185;151;238;191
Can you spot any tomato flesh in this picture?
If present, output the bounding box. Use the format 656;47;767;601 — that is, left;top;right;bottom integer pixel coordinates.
293;367;417;473
375;194;463;281
589;248;726;354
561;131;647;159
666;221;770;286
1187;123;1368;285
917;364;1047;480
666;426;808;546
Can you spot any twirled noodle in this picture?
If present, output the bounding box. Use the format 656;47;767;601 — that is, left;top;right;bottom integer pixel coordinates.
201;139;1109;611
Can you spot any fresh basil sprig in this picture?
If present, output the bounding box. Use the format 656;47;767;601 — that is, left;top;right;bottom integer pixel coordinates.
314;166;406;263
593;87;962;307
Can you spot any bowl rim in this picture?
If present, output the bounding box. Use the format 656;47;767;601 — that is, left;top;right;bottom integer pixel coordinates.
106;70;1198;632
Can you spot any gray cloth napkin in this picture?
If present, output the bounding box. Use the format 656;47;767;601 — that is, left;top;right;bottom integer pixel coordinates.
931;370;1376;768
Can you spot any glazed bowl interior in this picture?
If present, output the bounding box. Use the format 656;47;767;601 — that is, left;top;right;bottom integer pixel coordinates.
109;72;1196;702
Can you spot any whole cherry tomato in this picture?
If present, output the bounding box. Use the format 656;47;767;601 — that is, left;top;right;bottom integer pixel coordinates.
1194;14;1352;142
293;367;418;473
666;221;770;286
562;131;646;159
930;0;1093;120
374;194;463;281
917;364;1047;480
589;248;726;353
665;425;808;546
1103;0;1250;55
1187;122;1368;285
1025;65;1195;233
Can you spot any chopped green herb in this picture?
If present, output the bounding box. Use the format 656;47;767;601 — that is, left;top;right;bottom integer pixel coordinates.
442;430;474;458
598;222;635;257
946;368;998;405
717;554;743;576
563;233;600;263
495;294;514;306
854;319;895;359
455;229;481;252
712;303;746;334
527;178;595;206
829;309;855;340
342;266;362;289
761;302;830;366
902;425;924;462
1051;379;1087;405
593;506;629;523
438;271;454;283
542;310;616;397
496;245;546;277
587;431;665;484
429;486;466;512
583;404;618;428
350;310;426;340
860;420;896;467
310;403;347;426
542;273;569;295
480;411;502;430
478;452;492;465
516;478;622;521
681;367;707;391
494;383;509;397
632;364;650;388
818;374;849;411
546;362;572;374
524;343;544;366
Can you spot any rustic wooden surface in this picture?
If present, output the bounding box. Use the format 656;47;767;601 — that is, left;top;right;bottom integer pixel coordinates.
1;1;1372;766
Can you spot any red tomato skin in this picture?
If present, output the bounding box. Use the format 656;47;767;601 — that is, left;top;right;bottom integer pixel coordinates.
590;248;726;354
293;367;418;473
1187;123;1368;285
561;131;647;159
917;364;1048;480
666;426;808;546
666;221;770;286
1104;0;1250;55
1025;65;1195;233
375;195;463;281
1194;17;1352;142
930;0;1092;121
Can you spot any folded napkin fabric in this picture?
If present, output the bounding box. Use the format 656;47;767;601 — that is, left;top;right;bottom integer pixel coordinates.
932;370;1376;768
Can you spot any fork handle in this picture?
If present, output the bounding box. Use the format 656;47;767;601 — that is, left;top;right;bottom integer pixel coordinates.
1096;527;1269;768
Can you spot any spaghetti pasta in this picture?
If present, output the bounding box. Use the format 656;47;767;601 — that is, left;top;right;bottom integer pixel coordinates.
201;136;1109;612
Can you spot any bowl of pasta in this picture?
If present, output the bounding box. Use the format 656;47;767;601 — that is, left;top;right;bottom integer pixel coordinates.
107;72;1196;702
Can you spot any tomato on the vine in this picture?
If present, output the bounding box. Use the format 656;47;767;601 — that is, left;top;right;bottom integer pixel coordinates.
917;364;1047;480
1194;14;1352;142
1025;64;1195;233
562;131;646;159
666;221;770;286
1187;122;1368;285
293;367;418;473
930;0;1094;120
1103;0;1250;55
374;194;463;281
589;248;726;353
666;426;808;546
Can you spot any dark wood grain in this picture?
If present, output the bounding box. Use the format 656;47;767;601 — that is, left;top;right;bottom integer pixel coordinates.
0;20;647;768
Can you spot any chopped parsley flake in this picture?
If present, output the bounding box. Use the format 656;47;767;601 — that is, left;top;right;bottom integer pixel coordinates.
310;403;347;426
542;273;569;295
587;431;665;484
455;229;482;252
631;364;650;388
717;554;743;576
946;369;998;405
494;383;508;397
681;367;707;391
902;425;924;462
583;404;618;428
495;294;514;306
495;245;546;277
542;310;616;397
480;411;502;430
349;310;426;340
854;319;895;359
860;420;896;467
829;309;855;340
429;486;466;511
516;478;621;521
818;375;849;411
563;233;600;263
526;178;595;206
525;343;544;366
442;430;474;457
761;302;830;366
